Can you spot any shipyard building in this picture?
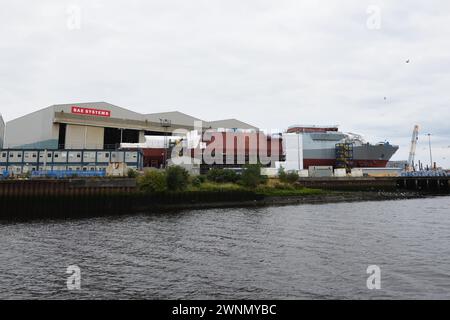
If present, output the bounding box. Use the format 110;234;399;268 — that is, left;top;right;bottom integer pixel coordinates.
3;102;258;150
0;102;398;177
0;102;265;174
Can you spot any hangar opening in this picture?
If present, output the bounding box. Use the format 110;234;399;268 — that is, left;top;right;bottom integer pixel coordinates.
58;123;67;149
104;128;139;150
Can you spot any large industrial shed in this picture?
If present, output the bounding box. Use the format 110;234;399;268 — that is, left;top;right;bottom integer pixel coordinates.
4;102;253;150
0;114;4;149
5;102;142;149
1;102;264;173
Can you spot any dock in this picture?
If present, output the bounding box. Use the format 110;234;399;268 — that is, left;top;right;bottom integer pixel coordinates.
296;176;449;192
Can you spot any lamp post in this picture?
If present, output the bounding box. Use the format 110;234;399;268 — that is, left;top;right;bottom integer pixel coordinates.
159;119;171;168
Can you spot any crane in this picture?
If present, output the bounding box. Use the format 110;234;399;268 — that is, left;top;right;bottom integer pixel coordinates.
407;125;419;172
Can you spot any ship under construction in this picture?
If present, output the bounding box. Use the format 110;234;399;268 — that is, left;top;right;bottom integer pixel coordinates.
287;125;399;169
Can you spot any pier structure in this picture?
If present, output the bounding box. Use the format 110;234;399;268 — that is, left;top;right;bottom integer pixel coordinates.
295;176;449;193
397;176;449;192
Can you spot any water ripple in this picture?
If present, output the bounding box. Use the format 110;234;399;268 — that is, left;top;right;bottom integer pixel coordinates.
1;197;450;299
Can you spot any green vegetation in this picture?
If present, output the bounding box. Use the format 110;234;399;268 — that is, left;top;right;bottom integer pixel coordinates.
138;166;190;192
127;168;139;179
278;167;300;184
165;166;190;191
136;165;321;198
138;170;166;192
190;175;205;187
206;168;239;183
240;164;267;188
188;181;244;192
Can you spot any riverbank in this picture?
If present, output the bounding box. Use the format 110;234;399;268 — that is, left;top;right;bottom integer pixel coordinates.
0;187;445;221
0;176;449;220
138;190;439;211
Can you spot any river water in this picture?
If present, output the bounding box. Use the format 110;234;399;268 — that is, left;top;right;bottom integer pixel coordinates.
1;196;449;299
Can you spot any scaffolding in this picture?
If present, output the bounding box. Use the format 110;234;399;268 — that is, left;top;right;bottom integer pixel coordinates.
335;143;354;170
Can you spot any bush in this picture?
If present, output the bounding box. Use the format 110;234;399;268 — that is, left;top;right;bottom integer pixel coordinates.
286;171;300;183
206;168;239;183
138;170;166;193
127;168;139;179
278;167;287;181
191;175;203;187
166;166;190;191
240;164;267;188
278;167;299;184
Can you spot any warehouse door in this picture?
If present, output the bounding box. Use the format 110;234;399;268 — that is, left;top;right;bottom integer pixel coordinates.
104;128;139;150
65;125;104;149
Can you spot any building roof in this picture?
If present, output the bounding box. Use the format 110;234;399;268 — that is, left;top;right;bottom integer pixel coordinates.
6;101;260;131
207;118;258;130
145;111;203;127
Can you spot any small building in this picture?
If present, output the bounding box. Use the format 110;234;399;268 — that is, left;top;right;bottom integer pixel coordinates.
0;149;143;175
309;166;334;178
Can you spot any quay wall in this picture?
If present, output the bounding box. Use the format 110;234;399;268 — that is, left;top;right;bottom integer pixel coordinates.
0;177;448;220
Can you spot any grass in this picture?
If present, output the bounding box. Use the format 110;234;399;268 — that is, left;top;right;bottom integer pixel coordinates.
137;172;324;198
187;181;245;192
186;179;323;197
255;186;324;197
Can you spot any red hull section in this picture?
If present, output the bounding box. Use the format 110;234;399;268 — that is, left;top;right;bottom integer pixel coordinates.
203;132;283;157
303;159;389;168
142;148;167;168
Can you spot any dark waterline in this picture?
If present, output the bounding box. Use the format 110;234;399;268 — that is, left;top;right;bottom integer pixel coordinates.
1;196;450;299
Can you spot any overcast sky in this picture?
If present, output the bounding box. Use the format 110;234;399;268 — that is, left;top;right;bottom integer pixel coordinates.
1;0;449;167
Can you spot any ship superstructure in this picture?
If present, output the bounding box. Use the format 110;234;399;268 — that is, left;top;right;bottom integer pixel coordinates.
287;125;399;169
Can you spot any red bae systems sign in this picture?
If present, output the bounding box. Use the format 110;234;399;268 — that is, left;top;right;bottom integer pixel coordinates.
71;106;111;117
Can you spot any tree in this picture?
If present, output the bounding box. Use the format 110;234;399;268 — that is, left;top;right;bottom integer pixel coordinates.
278;167;299;184
138;170;166;193
166;166;190;191
240;164;266;188
191;176;203;187
285;171;299;184
206;168;239;183
278;167;287;182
